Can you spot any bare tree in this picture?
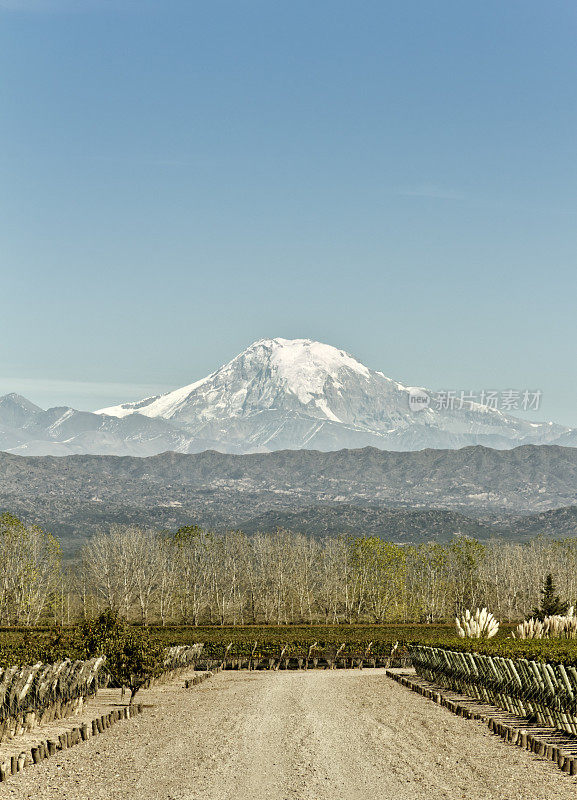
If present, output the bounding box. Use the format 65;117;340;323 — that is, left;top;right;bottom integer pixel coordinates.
0;513;61;625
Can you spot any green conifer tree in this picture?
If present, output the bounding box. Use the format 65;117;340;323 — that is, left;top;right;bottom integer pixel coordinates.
532;574;569;620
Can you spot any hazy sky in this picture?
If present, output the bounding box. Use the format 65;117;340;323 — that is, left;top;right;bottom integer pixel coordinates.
2;1;576;424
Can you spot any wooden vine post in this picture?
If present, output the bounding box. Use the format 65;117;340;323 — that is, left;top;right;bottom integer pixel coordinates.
275;645;288;671
305;642;318;670
359;641;373;670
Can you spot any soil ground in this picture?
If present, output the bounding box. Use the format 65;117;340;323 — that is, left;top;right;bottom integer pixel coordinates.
1;668;575;800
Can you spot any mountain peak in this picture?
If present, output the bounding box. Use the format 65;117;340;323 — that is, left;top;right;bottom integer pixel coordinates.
231;338;372;395
96;337;376;422
87;337;574;455
0;392;42;408
0;393;43;430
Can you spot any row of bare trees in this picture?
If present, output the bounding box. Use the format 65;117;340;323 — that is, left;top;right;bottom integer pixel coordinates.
75;525;577;625
3;512;577;626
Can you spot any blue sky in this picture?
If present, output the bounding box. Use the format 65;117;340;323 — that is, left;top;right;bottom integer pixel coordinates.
2;1;576;424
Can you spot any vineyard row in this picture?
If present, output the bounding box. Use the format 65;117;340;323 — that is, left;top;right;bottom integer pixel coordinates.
410;644;577;736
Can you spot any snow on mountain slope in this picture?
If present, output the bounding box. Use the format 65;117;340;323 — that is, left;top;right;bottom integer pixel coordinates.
95;337;571;453
0;402;193;457
98;339;375;424
0;339;572;457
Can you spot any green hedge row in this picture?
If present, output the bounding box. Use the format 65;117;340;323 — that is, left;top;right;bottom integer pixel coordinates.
416;637;577;666
148;623;461;658
13;624;572;665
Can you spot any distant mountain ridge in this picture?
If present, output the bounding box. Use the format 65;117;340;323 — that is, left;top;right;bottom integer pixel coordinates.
2;338;576;455
2;445;577;553
0;393;190;456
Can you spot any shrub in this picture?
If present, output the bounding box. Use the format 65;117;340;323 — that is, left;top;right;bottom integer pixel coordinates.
512;608;577;639
108;629;164;702
75;609;164;702
455;608;499;639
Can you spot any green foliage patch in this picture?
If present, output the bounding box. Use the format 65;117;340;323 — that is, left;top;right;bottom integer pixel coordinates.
0;613;165;700
0;627;72;668
421;636;577;665
76;610;165;700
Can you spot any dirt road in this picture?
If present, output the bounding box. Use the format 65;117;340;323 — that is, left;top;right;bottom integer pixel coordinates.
2;669;574;800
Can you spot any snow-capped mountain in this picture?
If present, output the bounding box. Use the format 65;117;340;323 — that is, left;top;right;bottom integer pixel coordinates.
1;338;574;456
94;337;571;453
0;392;191;456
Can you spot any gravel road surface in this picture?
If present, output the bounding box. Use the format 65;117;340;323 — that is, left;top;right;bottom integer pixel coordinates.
2;668;574;800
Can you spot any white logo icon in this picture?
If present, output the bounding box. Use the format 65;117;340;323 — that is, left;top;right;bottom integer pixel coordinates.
408;388;430;412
